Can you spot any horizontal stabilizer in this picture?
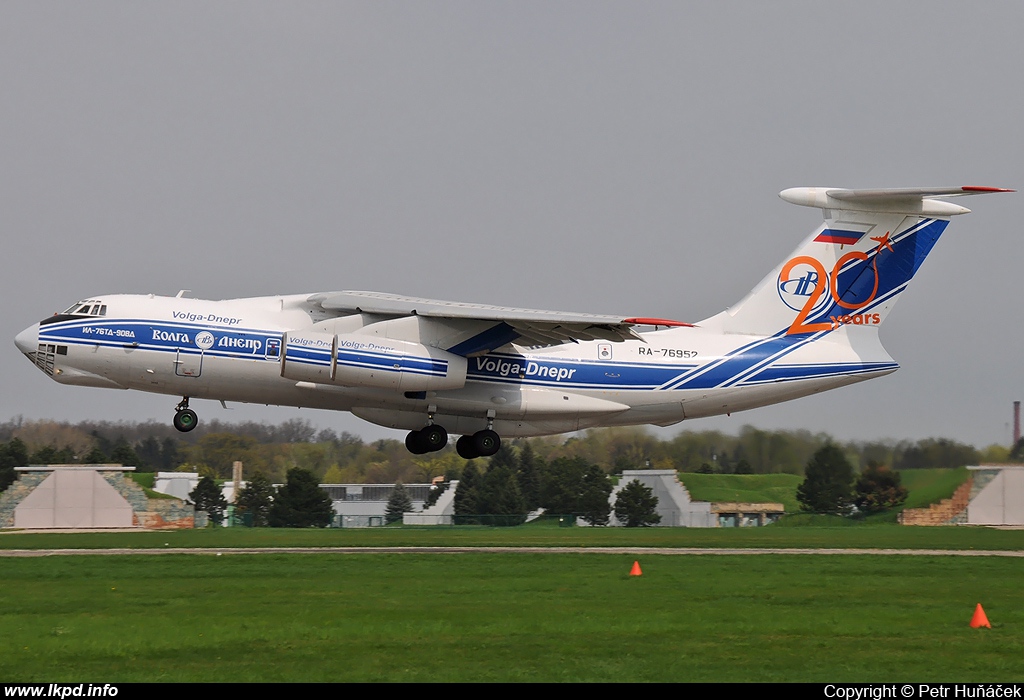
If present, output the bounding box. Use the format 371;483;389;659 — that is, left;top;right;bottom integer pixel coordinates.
780;186;1013;216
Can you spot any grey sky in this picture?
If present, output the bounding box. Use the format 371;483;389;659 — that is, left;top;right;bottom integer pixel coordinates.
2;2;1021;447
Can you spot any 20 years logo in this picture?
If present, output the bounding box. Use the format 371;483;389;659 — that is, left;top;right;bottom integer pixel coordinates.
778;232;892;335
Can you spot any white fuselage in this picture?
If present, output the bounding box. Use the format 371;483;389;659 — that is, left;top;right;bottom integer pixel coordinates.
19;292;897;438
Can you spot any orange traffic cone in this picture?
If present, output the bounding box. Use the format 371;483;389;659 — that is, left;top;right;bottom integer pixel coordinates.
970;603;991;629
629;561;642;576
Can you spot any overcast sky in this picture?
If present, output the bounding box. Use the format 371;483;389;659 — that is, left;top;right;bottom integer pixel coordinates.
2;2;1021;447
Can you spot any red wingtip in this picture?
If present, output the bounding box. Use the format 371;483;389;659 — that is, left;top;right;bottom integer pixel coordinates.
623;317;695;328
961;186;1015;193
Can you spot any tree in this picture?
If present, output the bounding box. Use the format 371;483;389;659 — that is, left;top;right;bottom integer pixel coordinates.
479;464;527;526
110;437;140;468
539;456;590;515
82;445;108;464
614;479;661;527
160;437;182;471
189;475;228;526
797;444;855;515
31;445;74;464
734;459;753;474
578;465;612;526
516;442;542;511
235;471;275;527
187;433;262;478
488;444;519;472
893;438;979;470
136;436;161;471
453;460;482;524
536;456;613;524
0;438;29;492
854;463;908;514
1010;437;1024;462
268;467;334;528
385;482;413;524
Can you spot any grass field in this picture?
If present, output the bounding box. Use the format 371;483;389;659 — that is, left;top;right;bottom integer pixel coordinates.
3;521;1024;551
677;473;804;511
678;468;971;519
0;468;1013;682
0;551;1021;682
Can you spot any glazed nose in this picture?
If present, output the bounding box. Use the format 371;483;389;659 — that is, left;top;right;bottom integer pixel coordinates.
15;323;39;355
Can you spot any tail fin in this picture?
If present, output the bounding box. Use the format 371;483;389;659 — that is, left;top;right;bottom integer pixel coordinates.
701;186;1012;337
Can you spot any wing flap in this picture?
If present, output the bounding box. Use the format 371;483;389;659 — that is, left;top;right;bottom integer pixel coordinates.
313;291;627;325
309;290;674;351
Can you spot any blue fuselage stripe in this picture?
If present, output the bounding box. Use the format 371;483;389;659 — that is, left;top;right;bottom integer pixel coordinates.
38;318;886;392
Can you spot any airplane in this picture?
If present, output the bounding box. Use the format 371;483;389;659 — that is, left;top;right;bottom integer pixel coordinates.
14;186;1012;459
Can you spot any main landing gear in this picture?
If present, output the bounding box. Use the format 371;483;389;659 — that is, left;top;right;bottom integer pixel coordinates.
173;397;198;433
404;408;502;459
455;430;500;459
405;426;501;458
405;424;449;455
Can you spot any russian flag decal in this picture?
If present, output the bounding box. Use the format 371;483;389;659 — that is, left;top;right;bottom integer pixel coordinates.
814;229;864;245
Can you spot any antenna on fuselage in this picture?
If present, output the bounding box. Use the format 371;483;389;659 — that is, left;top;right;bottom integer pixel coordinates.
175;290;190;298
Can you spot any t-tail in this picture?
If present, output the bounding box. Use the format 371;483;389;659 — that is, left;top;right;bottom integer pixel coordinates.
700;186;1012;339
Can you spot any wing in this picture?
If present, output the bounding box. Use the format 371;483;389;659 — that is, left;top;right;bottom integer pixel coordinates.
307;290;691;352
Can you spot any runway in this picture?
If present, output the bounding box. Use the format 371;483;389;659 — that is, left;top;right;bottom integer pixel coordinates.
2;546;1023;557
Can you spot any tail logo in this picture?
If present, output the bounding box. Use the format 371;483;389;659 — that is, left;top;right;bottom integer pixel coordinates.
777;258;831;314
779;232;891;335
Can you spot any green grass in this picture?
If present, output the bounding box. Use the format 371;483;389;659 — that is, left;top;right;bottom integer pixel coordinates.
1;524;1023;551
125;471;177;500
0;553;1021;682
678;473;803;511
859;467;972;523
774;513;859;527
678;469;972;519
128;473;155;489
899;467;970;509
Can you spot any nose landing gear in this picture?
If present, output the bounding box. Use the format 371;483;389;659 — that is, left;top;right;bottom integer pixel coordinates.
173;397;198;433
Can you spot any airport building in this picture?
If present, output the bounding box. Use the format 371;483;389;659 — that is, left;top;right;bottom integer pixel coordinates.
321;483;439;527
900;464;1024;526
610;470;784;527
0;464;196;529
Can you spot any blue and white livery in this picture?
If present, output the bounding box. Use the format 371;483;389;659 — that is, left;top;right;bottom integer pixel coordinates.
14;186;1012;458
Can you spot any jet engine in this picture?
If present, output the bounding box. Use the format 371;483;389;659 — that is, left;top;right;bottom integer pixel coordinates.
280;331;467;392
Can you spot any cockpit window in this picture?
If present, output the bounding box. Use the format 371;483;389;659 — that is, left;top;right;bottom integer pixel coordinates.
62;301;107;316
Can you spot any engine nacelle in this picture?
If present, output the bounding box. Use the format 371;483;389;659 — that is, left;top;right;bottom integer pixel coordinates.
281;331;467;392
